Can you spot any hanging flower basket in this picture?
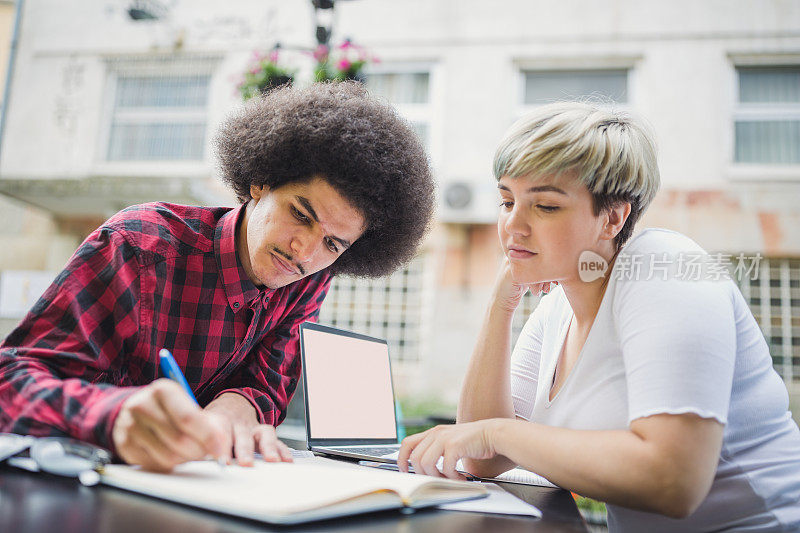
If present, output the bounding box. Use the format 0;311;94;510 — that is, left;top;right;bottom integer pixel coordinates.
238;49;296;100
259;74;294;94
312;39;377;83
236;40;378;99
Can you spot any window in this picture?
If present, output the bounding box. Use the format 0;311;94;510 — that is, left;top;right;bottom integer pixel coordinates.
318;255;429;365
366;69;432;149
105;58;214;162
735;256;800;384
734;66;800;164
282;256;431;431
367;72;429;104
522;69;629;106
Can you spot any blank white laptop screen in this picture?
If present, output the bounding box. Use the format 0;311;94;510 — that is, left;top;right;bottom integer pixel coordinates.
302;327;397;440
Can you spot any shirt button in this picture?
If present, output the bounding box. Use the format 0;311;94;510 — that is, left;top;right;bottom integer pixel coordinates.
233;302;240;309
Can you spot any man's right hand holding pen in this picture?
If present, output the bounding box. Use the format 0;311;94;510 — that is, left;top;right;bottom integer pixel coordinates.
111;348;294;471
111;378;231;472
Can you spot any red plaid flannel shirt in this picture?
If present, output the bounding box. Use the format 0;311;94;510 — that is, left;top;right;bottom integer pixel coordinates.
0;202;331;452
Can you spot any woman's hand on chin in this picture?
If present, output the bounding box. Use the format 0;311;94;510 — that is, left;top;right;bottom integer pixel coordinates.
492;258;556;313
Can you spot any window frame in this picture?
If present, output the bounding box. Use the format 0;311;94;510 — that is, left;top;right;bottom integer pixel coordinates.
364;61;442;171
95;56;219;176
318;253;433;371
733;255;799;385
727;55;800;182
514;58;638;118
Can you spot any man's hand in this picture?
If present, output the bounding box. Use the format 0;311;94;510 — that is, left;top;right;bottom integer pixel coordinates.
112;379;230;471
204;392;294;466
397;420;504;479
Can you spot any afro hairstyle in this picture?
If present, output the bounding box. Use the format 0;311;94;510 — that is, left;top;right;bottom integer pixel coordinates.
216;81;436;277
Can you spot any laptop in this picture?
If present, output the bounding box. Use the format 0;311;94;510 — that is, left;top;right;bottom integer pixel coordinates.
299;321;401;463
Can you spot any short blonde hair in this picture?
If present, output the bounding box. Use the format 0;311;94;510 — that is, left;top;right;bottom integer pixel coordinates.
493;101;660;248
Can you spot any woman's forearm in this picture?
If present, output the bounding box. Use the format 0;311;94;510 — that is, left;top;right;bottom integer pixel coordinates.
457;303;516;423
491;418;715;518
457;303;519;476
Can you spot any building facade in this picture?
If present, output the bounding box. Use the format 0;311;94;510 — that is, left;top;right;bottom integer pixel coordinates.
0;0;798;413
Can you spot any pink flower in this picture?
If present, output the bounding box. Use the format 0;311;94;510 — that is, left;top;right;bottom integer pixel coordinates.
313;44;330;61
268;50;279;63
338;39;352;50
337;59;352;71
250;66;261;75
251;50;262;61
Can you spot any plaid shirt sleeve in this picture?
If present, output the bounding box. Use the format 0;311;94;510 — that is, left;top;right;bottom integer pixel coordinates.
0;226;144;450
213;271;332;426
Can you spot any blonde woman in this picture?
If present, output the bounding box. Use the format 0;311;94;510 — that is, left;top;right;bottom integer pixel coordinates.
398;102;800;531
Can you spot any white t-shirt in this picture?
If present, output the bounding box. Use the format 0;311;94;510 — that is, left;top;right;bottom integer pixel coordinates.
510;228;800;532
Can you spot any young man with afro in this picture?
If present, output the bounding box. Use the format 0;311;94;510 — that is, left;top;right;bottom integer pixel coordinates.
0;82;435;471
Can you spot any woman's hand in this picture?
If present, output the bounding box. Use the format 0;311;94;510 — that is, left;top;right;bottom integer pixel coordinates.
396;420;506;479
492;257;555;313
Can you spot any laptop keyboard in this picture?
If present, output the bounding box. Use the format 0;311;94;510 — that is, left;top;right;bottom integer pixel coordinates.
327;446;399;458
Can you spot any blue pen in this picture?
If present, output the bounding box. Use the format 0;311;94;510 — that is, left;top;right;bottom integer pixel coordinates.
159;349;226;466
159;349;199;405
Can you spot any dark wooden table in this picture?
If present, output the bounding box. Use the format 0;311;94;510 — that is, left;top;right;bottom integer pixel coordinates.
0;464;589;532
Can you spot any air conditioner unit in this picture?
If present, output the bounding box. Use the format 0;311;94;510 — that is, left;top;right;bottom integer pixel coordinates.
444;181;473;210
438;181;473;223
439;180;497;224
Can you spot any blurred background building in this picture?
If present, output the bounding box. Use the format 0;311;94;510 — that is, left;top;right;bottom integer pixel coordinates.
0;0;798;424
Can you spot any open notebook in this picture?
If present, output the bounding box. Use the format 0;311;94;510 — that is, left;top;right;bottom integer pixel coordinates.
100;460;488;525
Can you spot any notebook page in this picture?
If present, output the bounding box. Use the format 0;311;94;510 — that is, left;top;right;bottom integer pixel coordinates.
102;459;485;517
492;467;558;488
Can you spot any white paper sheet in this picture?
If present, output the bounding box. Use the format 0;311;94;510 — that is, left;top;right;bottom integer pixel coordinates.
437;482;542;517
360;458;558;488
